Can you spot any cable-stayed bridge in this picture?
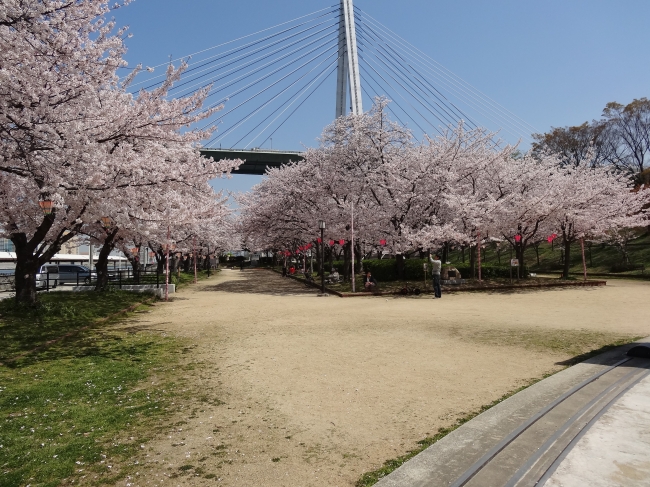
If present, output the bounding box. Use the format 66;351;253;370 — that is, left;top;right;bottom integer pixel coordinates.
131;1;537;175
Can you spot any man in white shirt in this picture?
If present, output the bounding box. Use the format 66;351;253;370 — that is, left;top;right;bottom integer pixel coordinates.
428;253;442;298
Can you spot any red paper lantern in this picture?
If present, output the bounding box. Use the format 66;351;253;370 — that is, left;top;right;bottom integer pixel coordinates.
339;239;345;245
317;238;322;244
514;234;522;243
379;239;387;246
38;199;54;215
329;240;335;246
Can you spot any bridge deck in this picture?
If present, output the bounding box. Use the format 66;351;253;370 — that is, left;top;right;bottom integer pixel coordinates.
200;149;304;175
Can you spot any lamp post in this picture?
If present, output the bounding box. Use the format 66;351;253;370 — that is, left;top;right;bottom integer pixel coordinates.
351;202;355;293
319;220;326;295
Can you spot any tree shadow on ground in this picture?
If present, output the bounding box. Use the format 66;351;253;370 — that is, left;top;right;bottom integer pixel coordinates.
554;339;646;367
450;284;603;297
202;270;317;296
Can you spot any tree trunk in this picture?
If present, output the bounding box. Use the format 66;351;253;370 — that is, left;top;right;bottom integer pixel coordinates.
13;251;40;305
95;229;119;291
396;253;405;280
10;212;79;305
442;242;449;264
461;246;465;263
343;242;351;282
469;246;476;278
562;239;572;279
534;244;540;266
354;242;362;274
127;255;141;285
516;243;526;276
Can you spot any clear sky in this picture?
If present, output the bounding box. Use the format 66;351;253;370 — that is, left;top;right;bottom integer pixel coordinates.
112;0;650;193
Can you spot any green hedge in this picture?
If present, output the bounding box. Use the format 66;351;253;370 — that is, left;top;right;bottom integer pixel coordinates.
332;259;528;281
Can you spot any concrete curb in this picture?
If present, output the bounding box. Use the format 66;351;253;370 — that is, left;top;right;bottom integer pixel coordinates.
373;337;650;487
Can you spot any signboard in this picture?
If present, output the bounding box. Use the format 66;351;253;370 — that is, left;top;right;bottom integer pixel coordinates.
423;263;428;271
510;259;519;267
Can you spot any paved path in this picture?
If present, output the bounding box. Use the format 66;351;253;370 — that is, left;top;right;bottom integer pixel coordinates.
546;372;650;487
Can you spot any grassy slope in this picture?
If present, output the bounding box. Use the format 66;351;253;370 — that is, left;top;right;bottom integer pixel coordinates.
446;232;650;276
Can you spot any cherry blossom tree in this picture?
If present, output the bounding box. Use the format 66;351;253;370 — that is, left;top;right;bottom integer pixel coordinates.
0;0;240;303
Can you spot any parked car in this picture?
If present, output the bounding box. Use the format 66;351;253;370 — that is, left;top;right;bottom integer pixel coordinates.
36;264;59;289
57;264;96;284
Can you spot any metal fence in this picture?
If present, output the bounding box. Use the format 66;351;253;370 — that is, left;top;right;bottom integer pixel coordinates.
62;268;164;288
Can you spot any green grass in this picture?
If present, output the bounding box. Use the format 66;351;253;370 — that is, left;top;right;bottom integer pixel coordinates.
0;291;150;363
0;292;185;487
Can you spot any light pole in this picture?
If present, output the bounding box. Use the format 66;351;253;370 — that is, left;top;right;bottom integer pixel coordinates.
319;220;326;295
351;201;355;293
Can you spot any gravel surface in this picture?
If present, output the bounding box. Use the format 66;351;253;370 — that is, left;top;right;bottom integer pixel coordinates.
117;269;650;487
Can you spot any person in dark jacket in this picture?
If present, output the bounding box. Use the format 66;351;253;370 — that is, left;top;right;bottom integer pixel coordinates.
364;271;378;291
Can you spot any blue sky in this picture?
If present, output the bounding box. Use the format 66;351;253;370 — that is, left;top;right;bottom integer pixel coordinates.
113;0;650;193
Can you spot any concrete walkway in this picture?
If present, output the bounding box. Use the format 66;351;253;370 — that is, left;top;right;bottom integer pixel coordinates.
376;339;650;487
545;373;650;487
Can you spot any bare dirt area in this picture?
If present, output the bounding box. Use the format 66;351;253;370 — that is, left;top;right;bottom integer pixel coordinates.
117;270;650;486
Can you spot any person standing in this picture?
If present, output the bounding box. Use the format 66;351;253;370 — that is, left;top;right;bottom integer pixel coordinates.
429;253;442;298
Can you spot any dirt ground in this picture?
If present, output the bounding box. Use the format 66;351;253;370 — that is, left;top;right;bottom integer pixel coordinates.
119;269;650;487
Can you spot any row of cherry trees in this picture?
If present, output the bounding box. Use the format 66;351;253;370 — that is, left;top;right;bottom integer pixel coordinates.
1;0;239;303
239;99;649;280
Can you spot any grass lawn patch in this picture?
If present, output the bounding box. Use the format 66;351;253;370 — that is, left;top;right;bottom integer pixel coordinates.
0;292;187;487
0;291;150;363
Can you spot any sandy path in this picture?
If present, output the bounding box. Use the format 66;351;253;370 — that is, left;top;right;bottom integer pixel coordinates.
125;270;650;487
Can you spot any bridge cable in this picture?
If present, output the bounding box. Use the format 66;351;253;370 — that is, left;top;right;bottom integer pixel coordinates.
127;5;339;86
356;23;469;128
357;50;444;135
357;31;460;128
169;23;340;99
197;37;338;122
256;65;338;149
355;6;537;136
224;53;340;148
357;60;430;135
355;7;538;138
203;47;338;145
165;19;340;96
359;25;526;142
355;18;480;131
239;58;340;149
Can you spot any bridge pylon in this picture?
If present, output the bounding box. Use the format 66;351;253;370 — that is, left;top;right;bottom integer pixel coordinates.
336;0;363;118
